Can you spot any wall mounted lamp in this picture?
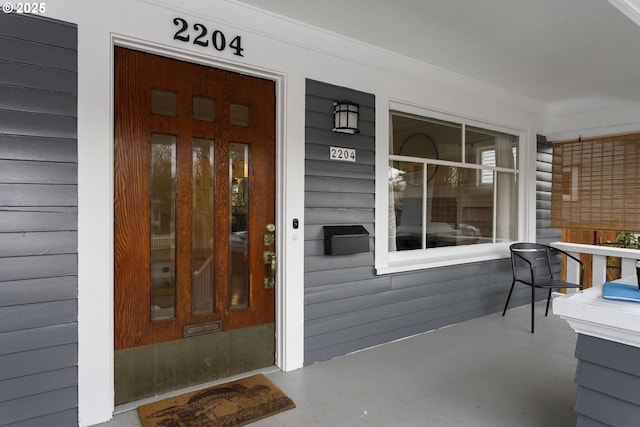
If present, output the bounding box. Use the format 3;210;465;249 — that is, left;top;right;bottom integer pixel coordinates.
332;101;359;134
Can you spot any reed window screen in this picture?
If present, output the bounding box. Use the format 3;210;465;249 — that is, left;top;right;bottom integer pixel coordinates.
551;133;640;231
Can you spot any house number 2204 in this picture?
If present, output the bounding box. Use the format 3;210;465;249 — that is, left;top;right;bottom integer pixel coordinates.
330;146;356;162
173;18;244;57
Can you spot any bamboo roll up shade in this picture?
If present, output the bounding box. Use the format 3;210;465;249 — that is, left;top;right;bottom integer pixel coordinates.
551;133;640;231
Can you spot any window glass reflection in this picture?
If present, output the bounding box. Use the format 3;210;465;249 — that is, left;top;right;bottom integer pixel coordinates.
192;138;215;315
150;134;176;320
230;143;249;308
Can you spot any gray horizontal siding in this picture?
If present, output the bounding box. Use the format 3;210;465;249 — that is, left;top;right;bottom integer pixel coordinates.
0;160;77;184
574;334;640;426
0;85;77;116
0;36;77;72
0;343;77;383
0;324;78;356
303;79;529;365
0;12;76;49
0;134;77;162
0;12;78;427
0;367;77;402
1;410;77;427
0;60;77;93
0;277;78;307
0;109;77;139
305;191;374;209
306;159;374;179
0;184;77;206
304;259;530;363
536;135;560;245
305;207;374;224
0;208;78;232
0;231;77;257
0;387;77;426
0;299;78;332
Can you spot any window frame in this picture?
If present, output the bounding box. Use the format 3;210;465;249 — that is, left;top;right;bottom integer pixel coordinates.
376;102;527;274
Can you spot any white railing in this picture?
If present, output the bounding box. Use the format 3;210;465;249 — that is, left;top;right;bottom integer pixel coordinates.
152;234;175;250
551;241;640;286
192;256;213;312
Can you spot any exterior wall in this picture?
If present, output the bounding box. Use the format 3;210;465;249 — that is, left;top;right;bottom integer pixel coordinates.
0;13;78;427
304;79;533;364
574;334;640;426
41;1;553;424
7;0;639;421
536;135;560;245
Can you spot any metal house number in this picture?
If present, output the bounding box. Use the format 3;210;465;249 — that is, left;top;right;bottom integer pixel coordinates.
172;17;245;57
329;146;356;162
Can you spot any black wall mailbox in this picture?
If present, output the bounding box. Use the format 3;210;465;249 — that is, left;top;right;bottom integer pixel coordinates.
323;225;370;255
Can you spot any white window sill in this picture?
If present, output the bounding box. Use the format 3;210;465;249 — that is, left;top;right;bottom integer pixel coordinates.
375;242;512;275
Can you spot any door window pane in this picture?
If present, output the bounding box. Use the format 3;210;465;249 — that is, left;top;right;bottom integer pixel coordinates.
151;89;177;116
230;103;250;126
192;139;215;315
150;134;177;321
230;143;249;308
193;96;215;122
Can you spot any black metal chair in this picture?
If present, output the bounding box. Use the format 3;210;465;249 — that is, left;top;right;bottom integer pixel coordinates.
502;242;584;333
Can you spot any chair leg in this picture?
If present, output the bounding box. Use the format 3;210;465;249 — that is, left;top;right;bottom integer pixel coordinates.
531;285;535;334
545;289;552;316
502;279;516;316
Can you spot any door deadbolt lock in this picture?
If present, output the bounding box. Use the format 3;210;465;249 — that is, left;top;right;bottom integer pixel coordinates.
264;223;276;246
263;250;275;264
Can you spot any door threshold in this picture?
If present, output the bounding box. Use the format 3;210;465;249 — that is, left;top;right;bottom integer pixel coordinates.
113;365;280;415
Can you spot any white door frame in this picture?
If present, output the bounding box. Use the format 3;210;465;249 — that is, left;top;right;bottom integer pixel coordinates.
78;34;297;424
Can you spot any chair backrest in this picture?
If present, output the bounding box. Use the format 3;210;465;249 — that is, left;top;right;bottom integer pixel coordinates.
510;242;555;283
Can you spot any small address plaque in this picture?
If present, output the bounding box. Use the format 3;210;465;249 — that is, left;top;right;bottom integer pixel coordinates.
329;146;356;162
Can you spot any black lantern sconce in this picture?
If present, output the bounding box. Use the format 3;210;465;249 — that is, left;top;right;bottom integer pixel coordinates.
332;101;359;134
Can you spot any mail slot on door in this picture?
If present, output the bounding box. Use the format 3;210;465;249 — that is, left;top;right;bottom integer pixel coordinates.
323;225;370;255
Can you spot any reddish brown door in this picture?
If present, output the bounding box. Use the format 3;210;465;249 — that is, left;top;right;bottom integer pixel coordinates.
114;47;275;352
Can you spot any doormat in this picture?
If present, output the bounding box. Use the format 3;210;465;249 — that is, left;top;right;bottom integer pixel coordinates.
137;374;296;427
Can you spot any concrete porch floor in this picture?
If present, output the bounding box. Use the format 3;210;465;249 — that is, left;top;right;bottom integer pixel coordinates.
94;301;578;426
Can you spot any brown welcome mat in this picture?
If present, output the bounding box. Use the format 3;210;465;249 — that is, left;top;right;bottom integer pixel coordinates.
137;374;296;427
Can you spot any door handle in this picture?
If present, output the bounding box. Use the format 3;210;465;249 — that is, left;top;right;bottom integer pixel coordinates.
269;253;277;280
263;250;276;289
264;223;276;289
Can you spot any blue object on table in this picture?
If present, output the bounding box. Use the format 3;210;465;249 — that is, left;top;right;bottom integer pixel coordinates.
602;282;640;302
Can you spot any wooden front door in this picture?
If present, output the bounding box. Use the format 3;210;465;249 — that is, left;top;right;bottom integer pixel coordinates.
114;47;276;403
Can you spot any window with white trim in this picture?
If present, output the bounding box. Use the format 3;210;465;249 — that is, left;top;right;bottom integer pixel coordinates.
389;112;519;253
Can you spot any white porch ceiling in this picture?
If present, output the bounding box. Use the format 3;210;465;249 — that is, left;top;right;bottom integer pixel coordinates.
234;0;640;104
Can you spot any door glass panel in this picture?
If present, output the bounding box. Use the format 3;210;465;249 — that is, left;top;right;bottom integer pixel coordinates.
192;138;215;315
150;134;177;321
230;103;250;126
193;96;215;122
151;89;177;116
230;143;249;309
